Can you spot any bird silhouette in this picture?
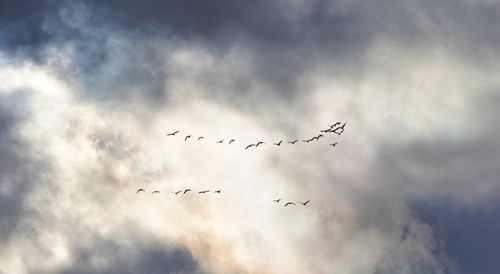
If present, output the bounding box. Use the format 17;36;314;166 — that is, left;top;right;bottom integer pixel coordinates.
288;140;298;144
329;142;338;147
273;199;281;203
152;190;160;194
330;122;341;128
256;141;266;146
245;144;255;150
333;122;346;135
302;139;311;143
167;130;180;136
172;190;182;195
284;202;296;207
216;139;224;144
184;135;192;141
183;189;191;194
214;190;222;193
198;136;204;141
136;188;145;193
320;129;330;133
198;190;210;194
273;140;282;146
229;139;235;144
300;200;310;206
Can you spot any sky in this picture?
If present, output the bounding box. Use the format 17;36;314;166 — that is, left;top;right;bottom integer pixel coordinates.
0;0;499;273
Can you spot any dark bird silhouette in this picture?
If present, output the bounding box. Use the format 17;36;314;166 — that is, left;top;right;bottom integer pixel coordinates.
333;122;346;135
317;134;323;139
172;190;183;195
152;190;160;194
302;139;311;143
136;188;145;193
214;190;222;193
320;129;330;133
273;140;282;146
273;199;281;203
229;139;235;144
198;136;204;141
167;130;180;136
184;135;192;141
183;189;191;194
300;200;310;206
198;190;210;194
329;142;338;147
330;122;341;128
256;141;266;146
284;202;296;207
245;144;255;150
288;140;298;144
216;139;224;144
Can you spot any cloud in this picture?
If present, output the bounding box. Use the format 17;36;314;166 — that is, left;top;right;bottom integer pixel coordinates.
0;1;499;273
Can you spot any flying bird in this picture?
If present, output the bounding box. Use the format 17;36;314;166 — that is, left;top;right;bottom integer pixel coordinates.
288;140;298;144
330;122;341;128
198;136;204;141
136;188;145;193
152;190;160;194
214;190;222;193
172;190;183;195
229;139;235;144
300;200;310;206
167;130;180;136
183;189;191;194
302;139;311;143
329;142;338;147
256;141;266;146
273;199;281;203
273;140;282;146
333;122;346;135
198;190;210;194
184;135;192;141
245;144;255;150
216;139;224;144
284;202;296;207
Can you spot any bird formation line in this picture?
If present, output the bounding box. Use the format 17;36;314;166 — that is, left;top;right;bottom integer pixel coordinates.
274;198;310;208
137;189;309;208
137;188;223;195
166;121;346;150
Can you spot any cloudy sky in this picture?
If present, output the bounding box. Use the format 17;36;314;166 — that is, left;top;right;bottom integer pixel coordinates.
1;1;499;273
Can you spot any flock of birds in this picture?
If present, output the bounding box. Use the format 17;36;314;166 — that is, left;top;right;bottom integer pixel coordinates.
165;121;346;150
136;121;347;207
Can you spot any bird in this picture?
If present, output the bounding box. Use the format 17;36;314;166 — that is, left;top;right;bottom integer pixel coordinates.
152;190;160;194
172;190;183;195
329;142;338;147
317;134;323;139
284;202;296;207
167;130;180;136
136;188;145;193
288;140;298;144
245;144;255;150
256;141;266;146
214;190;222;193
198;190;210;194
302;139;310;143
184;135;192;141
300;200;310;206
183;189;191;194
273;140;282;146
216;139;224;144
273;199;281;203
229;139;235;144
320;129;330;133
333;122;346;135
198;136;204;141
330;122;341;128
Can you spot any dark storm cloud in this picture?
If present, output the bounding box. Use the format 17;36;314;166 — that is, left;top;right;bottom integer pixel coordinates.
2;0;500;105
49;240;202;274
0;91;47;243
